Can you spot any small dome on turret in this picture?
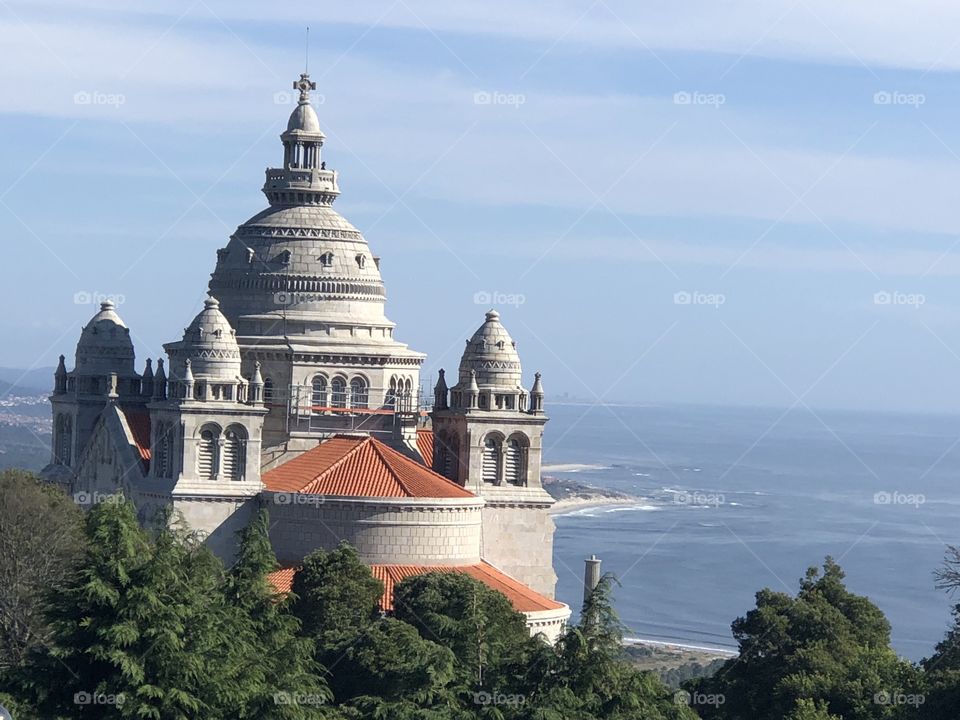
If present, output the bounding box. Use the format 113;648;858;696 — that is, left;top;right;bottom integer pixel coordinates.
163;296;242;382
457;310;523;391
74;300;136;376
284;72;324;137
287;102;322;134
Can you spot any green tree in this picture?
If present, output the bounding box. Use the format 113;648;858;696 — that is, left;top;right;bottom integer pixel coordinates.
692;558;918;720
535;574;695;720
12;498;259;719
392;571;535;693
332;618;467;719
225;509;331;718
0;469;84;673
291;542;384;644
911;603;960;720
784;698;842;720
290;550;464;716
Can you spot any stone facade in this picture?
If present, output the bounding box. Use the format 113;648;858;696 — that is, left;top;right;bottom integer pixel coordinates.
431;311;557;597
42;71;569;637
266;495;484;566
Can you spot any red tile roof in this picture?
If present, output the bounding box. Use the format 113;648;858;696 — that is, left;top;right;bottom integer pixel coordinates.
262;435;474;499
416;429;434;467
121;408;151;468
267;561;565;614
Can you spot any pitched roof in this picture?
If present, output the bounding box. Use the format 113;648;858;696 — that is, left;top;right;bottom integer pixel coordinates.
120;408;151;469
415;429;434;467
267;561;565;614
262;434;474;499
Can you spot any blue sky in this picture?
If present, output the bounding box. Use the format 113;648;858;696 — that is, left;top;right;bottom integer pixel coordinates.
4;0;960;412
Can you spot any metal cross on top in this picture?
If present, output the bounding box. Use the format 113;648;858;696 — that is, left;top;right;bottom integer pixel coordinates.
294;72;316;102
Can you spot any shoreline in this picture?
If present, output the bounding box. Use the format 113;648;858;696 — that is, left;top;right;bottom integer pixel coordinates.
624;637;738;658
549;495;645;515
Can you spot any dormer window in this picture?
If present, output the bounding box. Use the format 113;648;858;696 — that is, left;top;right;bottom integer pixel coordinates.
356;253;366;269
279;250;291;265
320;252;334;267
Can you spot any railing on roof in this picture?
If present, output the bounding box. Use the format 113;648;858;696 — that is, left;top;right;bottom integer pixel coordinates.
278;382;431;436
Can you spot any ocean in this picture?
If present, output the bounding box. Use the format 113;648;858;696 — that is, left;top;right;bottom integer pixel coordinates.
546;403;960;661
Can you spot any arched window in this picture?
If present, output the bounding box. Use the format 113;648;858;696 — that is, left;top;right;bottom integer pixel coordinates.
438;432;458;481
263;378;274;403
55;414;72;466
350;377;368;409
319;252;334;267
222;426;246;481
505;437;527;486
311;375;327;414
155;422;173;479
482;436;501;484
356;253;366;269
197;425;219;480
331;377;347;408
385;377;397;410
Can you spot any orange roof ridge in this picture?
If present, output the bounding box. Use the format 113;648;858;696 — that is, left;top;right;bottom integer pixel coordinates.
314;434;373;482
263;434;474;499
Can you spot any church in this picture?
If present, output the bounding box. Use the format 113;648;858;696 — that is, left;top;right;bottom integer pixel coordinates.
41;72;570;641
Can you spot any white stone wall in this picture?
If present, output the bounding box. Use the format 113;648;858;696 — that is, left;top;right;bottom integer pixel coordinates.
172;496;259;562
481;500;558;598
524;606;571;644
266;494;484;565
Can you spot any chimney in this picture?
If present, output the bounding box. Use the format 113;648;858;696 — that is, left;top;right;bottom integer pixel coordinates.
583;554;602;608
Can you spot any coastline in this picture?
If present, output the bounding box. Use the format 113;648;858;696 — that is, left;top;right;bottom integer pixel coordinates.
549;494;645;515
542;472;642;516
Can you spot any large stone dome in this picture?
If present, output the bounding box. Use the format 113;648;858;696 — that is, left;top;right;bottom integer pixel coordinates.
209;204;390;333
457;310;524;391
74;300;136;376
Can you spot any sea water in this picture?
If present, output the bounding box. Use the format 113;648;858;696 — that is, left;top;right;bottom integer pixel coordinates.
547;403;960;661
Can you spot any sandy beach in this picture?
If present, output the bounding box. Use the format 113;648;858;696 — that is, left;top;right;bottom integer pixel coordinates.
549;495;646;515
541;463;610;473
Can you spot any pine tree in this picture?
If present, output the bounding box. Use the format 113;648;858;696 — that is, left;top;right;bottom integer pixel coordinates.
291;541;384;644
14;498;263;719
543;574;695;720
225;509;331;719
